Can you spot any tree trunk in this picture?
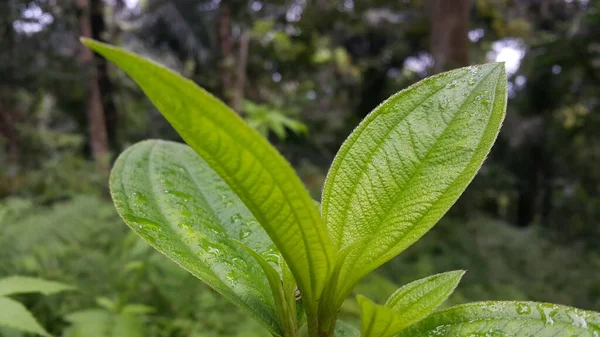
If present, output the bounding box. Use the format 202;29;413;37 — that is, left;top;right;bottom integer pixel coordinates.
77;0;110;173
90;0;119;153
429;0;471;73
231;30;249;113
217;1;234;107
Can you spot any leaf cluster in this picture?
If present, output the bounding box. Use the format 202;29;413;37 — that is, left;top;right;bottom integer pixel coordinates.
83;39;600;337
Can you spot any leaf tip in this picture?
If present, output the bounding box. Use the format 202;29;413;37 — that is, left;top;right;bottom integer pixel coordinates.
79;37;94;47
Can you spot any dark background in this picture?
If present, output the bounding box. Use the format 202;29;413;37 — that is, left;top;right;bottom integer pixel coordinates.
1;0;599;336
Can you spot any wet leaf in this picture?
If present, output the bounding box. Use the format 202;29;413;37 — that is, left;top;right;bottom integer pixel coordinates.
84;39;334;313
396;301;600;337
109;140;280;334
321;63;507;305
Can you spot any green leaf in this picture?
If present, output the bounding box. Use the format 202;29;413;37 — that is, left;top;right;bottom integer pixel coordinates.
0;297;51;336
357;295;400;337
64;310;111;337
321;63;507;305
109;140;280;334
385;270;464;315
236;240;297;335
395;301;600;337
0;276;74;297
357;271;464;337
83;38;334;311
64;309;146;337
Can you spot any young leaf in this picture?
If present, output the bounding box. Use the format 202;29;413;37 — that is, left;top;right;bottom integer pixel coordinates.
357;295;401;337
0;276;74;297
236;240;298;336
321;63;507;304
395;301;600;337
109;140;280;334
385;270;464;313
0;297;51;336
357;271;465;337
83;39;334;310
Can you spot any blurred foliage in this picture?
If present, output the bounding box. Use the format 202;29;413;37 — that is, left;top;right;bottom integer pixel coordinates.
243;100;307;139
2;195;599;336
0;196;268;337
0;0;599;335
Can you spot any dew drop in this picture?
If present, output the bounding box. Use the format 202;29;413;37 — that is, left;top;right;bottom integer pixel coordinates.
568;312;587;329
447;80;459;89
438;97;450;110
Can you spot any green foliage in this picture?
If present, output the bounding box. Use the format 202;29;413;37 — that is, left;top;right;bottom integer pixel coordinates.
357;271;464;337
82;40;335;329
0;196;272;337
63;297;152;337
0;297;51;337
321;63;507;309
0;276;74;297
0;276;73;336
83;39;600;337
109;139;280;334
396;301;600;337
243;100;307;140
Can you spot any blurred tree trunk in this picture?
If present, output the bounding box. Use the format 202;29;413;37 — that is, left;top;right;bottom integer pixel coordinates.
91;0;119;153
217;1;234;107
216;1;248;114
231;30;249;113
429;0;471;73
0;2;19;167
77;0;109;173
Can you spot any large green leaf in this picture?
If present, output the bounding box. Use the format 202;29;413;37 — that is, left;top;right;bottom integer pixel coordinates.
357;271;464;337
83;39;334;311
396;301;600;337
109;140;280;334
0;276;74;297
0;297;50;336
321;63;507;304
